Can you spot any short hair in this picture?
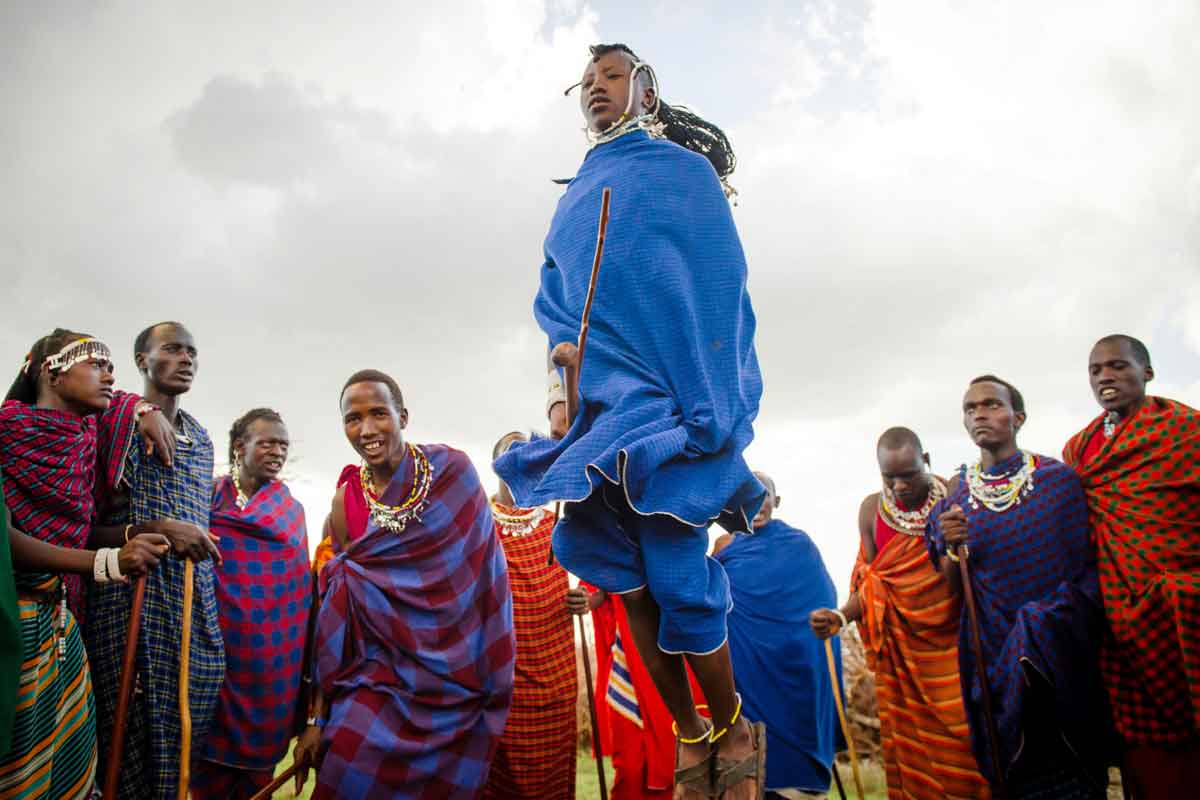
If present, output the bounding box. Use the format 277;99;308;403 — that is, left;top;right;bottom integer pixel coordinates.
1095;334;1151;368
134;321;187;356
969;374;1026;414
877;426;923;453
341;369;404;410
752;470;777;499
492;430;526;461
5;328;93;404
228;407;284;465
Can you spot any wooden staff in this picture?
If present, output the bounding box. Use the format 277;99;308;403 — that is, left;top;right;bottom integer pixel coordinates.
103;575;148;797
177;559;195;800
556;186;612;424
248;761;303;800
824;638;864;800
957;545;1006;799
577;612;609;800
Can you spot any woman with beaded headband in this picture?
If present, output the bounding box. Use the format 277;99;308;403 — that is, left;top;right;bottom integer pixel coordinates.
483;431;577;800
811;428;989;799
926;376;1113;798
293;369;514;798
192;408;311;800
0;329;171;799
495;43;765;798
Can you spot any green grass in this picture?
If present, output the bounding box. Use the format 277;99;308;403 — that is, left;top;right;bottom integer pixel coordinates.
267;746;884;799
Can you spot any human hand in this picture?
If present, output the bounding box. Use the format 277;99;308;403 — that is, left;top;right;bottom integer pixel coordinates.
116;534;171;577
293;725;322;794
566;587;591;616
809;608;843;640
938;504;969;552
144;519;221;564
137;407;175;467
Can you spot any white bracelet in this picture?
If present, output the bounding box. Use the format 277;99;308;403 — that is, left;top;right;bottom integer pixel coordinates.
106;547;124;582
93;549;109;584
832;609;849;630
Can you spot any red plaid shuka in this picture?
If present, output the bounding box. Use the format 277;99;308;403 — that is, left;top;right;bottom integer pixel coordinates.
483;504;576;800
0;400;98;619
1064;396;1200;745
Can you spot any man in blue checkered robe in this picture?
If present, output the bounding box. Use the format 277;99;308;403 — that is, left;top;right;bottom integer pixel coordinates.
86;322;225;799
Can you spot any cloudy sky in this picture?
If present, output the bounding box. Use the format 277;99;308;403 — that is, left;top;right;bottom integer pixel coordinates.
4;1;1197;590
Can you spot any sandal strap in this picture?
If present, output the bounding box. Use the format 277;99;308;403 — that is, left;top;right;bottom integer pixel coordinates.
713;721;766;795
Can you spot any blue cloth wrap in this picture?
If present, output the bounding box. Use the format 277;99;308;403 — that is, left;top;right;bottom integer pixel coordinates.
716;519;842;793
493;130;765;529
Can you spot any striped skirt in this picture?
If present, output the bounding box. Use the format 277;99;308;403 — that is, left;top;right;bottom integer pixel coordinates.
0;591;97;799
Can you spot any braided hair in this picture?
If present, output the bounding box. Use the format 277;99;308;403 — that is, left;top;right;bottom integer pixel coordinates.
228;407;285;465
587;43;737;181
5;328;93;405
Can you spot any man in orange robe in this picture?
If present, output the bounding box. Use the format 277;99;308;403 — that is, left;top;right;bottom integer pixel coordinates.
812;427;989;799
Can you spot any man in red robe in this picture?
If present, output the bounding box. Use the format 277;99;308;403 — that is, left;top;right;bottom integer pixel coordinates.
1064;334;1200;798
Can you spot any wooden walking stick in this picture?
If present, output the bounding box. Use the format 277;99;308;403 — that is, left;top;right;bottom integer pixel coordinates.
248;761;303;800
956;544;1007;799
577;612;609;800
177;559;195;800
825;638;865;800
103;574;148;797
553;186;612;424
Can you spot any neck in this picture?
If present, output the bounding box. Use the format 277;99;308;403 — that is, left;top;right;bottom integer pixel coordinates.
907;479;932;508
143;383;181;424
35;390;81;416
980;441;1019;471
239;467;266;498
1110;395;1146;423
370;443;408;489
496;484;515;507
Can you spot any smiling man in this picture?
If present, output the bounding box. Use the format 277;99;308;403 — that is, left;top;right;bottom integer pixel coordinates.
1063;335;1200;799
86;321;226;799
926;375;1111;799
293;369;514;799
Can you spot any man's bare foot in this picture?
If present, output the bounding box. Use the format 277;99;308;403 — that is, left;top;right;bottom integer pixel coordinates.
674;737;712;799
714;718;759;800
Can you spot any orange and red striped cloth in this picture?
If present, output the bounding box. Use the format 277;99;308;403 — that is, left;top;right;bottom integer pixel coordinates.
483;504;577;799
852;512;990;799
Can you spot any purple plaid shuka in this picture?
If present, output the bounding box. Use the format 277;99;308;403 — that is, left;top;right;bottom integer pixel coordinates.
927;453;1113;795
314;444;515;799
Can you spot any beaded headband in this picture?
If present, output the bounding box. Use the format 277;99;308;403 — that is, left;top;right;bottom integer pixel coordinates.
42;337;112;374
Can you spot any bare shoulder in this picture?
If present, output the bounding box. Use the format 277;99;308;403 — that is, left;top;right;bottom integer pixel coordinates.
858;493;879;536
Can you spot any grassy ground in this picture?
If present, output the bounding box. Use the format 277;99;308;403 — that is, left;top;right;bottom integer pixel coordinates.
267;748;888;799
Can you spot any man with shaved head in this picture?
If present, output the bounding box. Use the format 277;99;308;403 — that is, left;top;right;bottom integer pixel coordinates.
715;471;841;799
811;428;988;799
1064;335;1200;798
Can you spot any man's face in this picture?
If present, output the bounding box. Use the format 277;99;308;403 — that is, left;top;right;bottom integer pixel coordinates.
962;381;1024;450
137;324;197;396
1089;339;1152;416
751;472;778;529
877;444;929;508
341;381;407;468
51;356;115;415
579;51;647;132
238;419;290;483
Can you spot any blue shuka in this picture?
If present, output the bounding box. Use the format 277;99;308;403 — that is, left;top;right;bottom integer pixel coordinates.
716;519;842;794
494;130;764;529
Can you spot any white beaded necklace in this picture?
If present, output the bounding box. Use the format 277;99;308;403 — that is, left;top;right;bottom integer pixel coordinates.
879;476;946;534
966;451;1036;513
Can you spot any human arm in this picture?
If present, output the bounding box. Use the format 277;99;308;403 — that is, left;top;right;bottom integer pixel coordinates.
329;487;349;551
810;494;876;639
292;682;329;794
932;504;966;596
91;520;220;564
10;509;169;578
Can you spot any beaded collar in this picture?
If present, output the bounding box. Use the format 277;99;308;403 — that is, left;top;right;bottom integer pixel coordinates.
966;451;1036;513
360;443;434;534
879;475;946;534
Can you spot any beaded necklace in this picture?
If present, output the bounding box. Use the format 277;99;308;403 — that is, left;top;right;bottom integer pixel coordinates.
360;443;434;534
231;459;250;510
1103;412;1118;439
966;451;1036;513
879;476;946;534
491;502;543;537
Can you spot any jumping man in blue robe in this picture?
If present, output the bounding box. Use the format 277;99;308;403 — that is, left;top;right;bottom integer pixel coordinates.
494;43;766;799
